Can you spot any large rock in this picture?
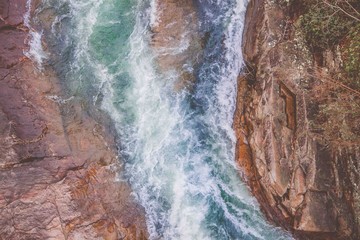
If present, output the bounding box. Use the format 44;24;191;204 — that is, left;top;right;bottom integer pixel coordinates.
150;0;202;90
235;0;360;239
0;1;148;239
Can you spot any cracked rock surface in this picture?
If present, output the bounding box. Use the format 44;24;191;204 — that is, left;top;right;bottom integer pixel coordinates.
0;1;148;239
235;0;360;239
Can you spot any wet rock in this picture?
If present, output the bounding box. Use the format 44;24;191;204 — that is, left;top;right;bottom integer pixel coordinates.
0;1;148;239
150;0;202;90
236;0;360;239
0;28;26;69
295;191;337;232
0;0;26;26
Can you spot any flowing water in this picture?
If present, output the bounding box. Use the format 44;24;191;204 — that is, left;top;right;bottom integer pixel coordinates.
29;0;293;239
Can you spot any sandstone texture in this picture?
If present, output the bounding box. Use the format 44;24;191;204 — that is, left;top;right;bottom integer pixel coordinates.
235;0;360;239
0;1;148;239
150;0;202;90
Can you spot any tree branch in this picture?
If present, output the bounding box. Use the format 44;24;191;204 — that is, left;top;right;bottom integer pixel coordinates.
323;0;360;22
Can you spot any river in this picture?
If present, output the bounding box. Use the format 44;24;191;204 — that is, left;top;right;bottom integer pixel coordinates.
28;0;293;239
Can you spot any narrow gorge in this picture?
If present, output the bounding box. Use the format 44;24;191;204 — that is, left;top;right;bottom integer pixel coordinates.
0;0;359;240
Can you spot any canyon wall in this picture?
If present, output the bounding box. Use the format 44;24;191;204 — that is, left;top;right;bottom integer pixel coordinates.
235;0;360;239
0;1;148;239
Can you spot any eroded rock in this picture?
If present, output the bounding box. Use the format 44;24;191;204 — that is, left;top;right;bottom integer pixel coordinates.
150;0;202;90
0;2;148;239
236;0;360;239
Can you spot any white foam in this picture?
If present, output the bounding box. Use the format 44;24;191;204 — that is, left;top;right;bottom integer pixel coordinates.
55;0;294;239
24;0;32;27
46;95;74;104
149;0;160;28
23;0;48;69
24;30;48;69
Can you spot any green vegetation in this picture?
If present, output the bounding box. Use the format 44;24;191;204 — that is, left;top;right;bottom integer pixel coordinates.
298;0;360;87
299;0;357;50
342;24;360;88
294;1;360;142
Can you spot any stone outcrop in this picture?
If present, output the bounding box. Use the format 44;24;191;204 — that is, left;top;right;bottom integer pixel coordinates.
0;1;148;239
235;0;360;239
150;0;202;90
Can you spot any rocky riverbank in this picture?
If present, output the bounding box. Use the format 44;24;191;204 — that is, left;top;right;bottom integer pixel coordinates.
236;0;360;239
0;1;148;239
3;0;359;239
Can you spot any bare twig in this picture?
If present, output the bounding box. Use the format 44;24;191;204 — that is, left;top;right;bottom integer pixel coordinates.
344;0;360;17
309;66;360;98
323;0;360;22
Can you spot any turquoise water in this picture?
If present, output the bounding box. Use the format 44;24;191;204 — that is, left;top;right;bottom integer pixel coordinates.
35;0;293;239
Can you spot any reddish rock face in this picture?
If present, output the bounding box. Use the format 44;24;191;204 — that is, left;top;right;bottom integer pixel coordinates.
0;0;27;26
0;1;148;239
150;0;202;90
235;0;360;239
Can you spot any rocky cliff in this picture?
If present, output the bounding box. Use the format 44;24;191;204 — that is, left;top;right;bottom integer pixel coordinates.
236;0;360;239
0;1;148;239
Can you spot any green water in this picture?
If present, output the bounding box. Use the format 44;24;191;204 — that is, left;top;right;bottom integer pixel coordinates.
36;0;294;239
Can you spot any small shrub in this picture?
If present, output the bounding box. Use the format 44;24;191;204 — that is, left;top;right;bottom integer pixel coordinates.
299;1;355;50
342;23;360;88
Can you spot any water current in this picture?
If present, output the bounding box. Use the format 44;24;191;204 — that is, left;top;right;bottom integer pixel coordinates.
28;0;293;239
